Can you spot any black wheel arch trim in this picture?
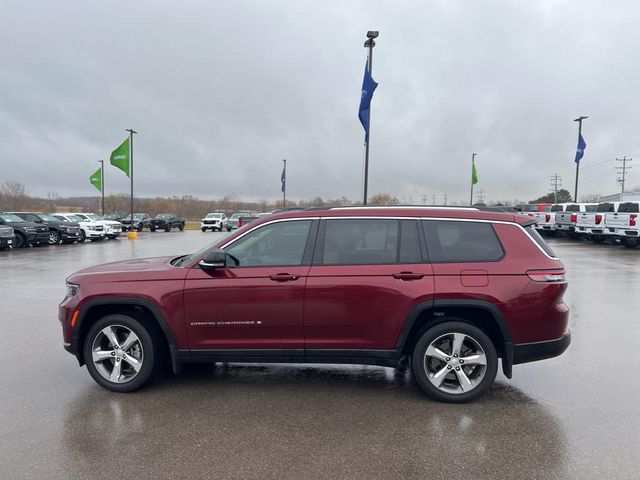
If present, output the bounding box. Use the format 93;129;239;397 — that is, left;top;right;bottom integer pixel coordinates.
71;297;181;374
395;299;514;378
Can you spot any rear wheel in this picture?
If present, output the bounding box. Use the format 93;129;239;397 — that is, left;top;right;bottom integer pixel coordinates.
623;237;639;248
83;314;157;392
592;235;606;243
150;227;156;232
412;320;498;403
165;226;171;232
137;223;144;232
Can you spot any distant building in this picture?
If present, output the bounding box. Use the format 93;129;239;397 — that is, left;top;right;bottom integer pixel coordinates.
599;192;640;202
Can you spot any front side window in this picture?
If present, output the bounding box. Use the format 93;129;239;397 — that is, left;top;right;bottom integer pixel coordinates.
422;220;504;263
224;220;312;267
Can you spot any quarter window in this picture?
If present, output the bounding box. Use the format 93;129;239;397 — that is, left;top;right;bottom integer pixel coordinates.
422;220;504;263
224;220;311;267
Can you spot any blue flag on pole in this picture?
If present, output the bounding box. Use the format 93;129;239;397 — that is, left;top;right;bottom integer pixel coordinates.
575;134;586;164
281;164;286;192
358;59;378;141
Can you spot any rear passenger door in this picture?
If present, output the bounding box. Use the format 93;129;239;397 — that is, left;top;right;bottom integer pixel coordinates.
303;218;434;351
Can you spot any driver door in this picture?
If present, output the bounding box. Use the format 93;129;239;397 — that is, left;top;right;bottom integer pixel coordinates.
184;219;317;350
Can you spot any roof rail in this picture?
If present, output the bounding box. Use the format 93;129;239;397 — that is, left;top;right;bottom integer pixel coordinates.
329;205;479;211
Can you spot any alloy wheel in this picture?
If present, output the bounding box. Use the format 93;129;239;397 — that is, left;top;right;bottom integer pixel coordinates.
90;325;144;384
48;231;60;245
424;332;488;394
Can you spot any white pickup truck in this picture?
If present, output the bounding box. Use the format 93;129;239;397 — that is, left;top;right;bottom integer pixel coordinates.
605;201;640;247
537;203;569;235
556;203;598;237
575;202;618;243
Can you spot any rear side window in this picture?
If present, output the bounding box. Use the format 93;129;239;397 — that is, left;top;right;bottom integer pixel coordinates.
585;205;597;212
566;204;580;212
597;203;615;212
525;225;556;258
321;219;399;265
542;206;552;212
618;202;639;213
551;205;564;212
422;220;504;263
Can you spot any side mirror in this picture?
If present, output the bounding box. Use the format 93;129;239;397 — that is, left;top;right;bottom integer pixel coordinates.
198;249;227;269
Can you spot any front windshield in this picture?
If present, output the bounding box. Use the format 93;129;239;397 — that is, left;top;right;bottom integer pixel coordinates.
0;214;25;223
86;214;103;221
38;214;59;222
64;215;83;222
206;213;223;219
230;213;248;219
156;213;172;219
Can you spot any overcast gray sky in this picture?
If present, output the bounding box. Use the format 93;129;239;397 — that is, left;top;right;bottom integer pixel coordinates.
2;0;639;204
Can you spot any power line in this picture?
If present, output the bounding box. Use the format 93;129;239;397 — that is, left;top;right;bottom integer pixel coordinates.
550;173;562;202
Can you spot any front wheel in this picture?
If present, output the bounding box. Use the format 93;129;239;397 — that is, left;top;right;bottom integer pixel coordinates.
13;232;26;248
48;230;61;245
201;227;206;232
412;320;498;403
83;314;157;392
179;224;184;231
150;227;156;232
165;226;171;232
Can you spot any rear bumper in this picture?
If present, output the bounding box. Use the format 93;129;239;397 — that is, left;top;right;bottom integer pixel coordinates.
513;332;571;365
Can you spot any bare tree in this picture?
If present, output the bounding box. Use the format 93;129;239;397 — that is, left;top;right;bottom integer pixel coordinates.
0;181;27;210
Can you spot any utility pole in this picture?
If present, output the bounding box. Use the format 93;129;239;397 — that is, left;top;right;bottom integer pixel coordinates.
573;116;588;201
125;128;137;238
616;156;632;201
477;189;485;203
422;194;427;205
431;194;436;205
550;173;562;203
443;192;448;206
362;30;379;205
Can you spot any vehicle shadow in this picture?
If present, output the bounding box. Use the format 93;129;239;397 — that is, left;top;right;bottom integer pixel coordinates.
60;364;569;480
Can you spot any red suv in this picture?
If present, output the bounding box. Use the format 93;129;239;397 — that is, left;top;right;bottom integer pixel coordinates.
59;207;570;402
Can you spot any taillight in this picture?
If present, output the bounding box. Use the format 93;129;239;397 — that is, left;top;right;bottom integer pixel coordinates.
526;270;566;283
545;214;551;222
595;214;602;225
631;215;637;227
570;214;577;223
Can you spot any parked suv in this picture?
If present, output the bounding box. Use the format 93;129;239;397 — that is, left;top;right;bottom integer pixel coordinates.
149;213;185;232
121;213;151;232
74;213;122;240
59;207;570;402
0;213;50;247
0;224;14;250
9;212;81;244
53;213;106;242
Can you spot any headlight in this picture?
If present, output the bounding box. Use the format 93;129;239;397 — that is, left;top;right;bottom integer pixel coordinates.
87;225;95;230
66;283;80;297
25;227;36;232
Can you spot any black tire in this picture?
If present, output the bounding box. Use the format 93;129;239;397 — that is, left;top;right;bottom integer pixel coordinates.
78;230;86;243
412;320;498;403
150;227;156;232
13;232;26;248
137;223;144;232
48;230;61;245
623;237;639;248
201;227;206;232
165;226;171;232
592;235;606;243
83;314;157;393
179;224;184;231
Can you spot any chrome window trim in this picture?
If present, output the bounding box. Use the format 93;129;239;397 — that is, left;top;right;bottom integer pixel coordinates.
218;215;558;261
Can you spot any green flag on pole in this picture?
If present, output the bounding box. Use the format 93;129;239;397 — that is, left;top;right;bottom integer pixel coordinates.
89;166;102;192
471;160;478;185
110;137;130;177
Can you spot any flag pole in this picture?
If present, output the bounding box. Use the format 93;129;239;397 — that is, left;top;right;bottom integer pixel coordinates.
282;159;287;207
363;31;378;205
470;153;477;205
573;116;587;202
126;128;138;239
99;160;104;216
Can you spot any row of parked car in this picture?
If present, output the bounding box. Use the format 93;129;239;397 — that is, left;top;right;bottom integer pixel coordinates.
200;211;270;232
0;211;188;250
514;201;640;248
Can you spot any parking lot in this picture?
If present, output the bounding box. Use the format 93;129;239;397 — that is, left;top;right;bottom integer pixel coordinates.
0;231;638;479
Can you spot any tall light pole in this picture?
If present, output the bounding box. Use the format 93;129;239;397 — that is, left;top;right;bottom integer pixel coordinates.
126;128;138;238
470;153;477;205
573;116;587;202
98;160;105;216
282;159;287;207
363;30;378;205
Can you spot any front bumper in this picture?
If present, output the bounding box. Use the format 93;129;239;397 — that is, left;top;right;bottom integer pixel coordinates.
85;230;105;238
61;231;81;240
201;222;222;229
513;332;571;365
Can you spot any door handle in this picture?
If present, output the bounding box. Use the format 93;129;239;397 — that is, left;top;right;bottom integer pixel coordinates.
392;272;425;281
269;273;300;282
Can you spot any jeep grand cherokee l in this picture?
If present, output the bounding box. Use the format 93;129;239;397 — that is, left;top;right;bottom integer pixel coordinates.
59;207;570;402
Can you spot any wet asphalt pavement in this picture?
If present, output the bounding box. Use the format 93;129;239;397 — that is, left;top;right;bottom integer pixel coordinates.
0;231;638;479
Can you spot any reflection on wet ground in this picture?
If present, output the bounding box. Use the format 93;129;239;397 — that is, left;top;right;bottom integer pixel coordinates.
0;233;638;479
